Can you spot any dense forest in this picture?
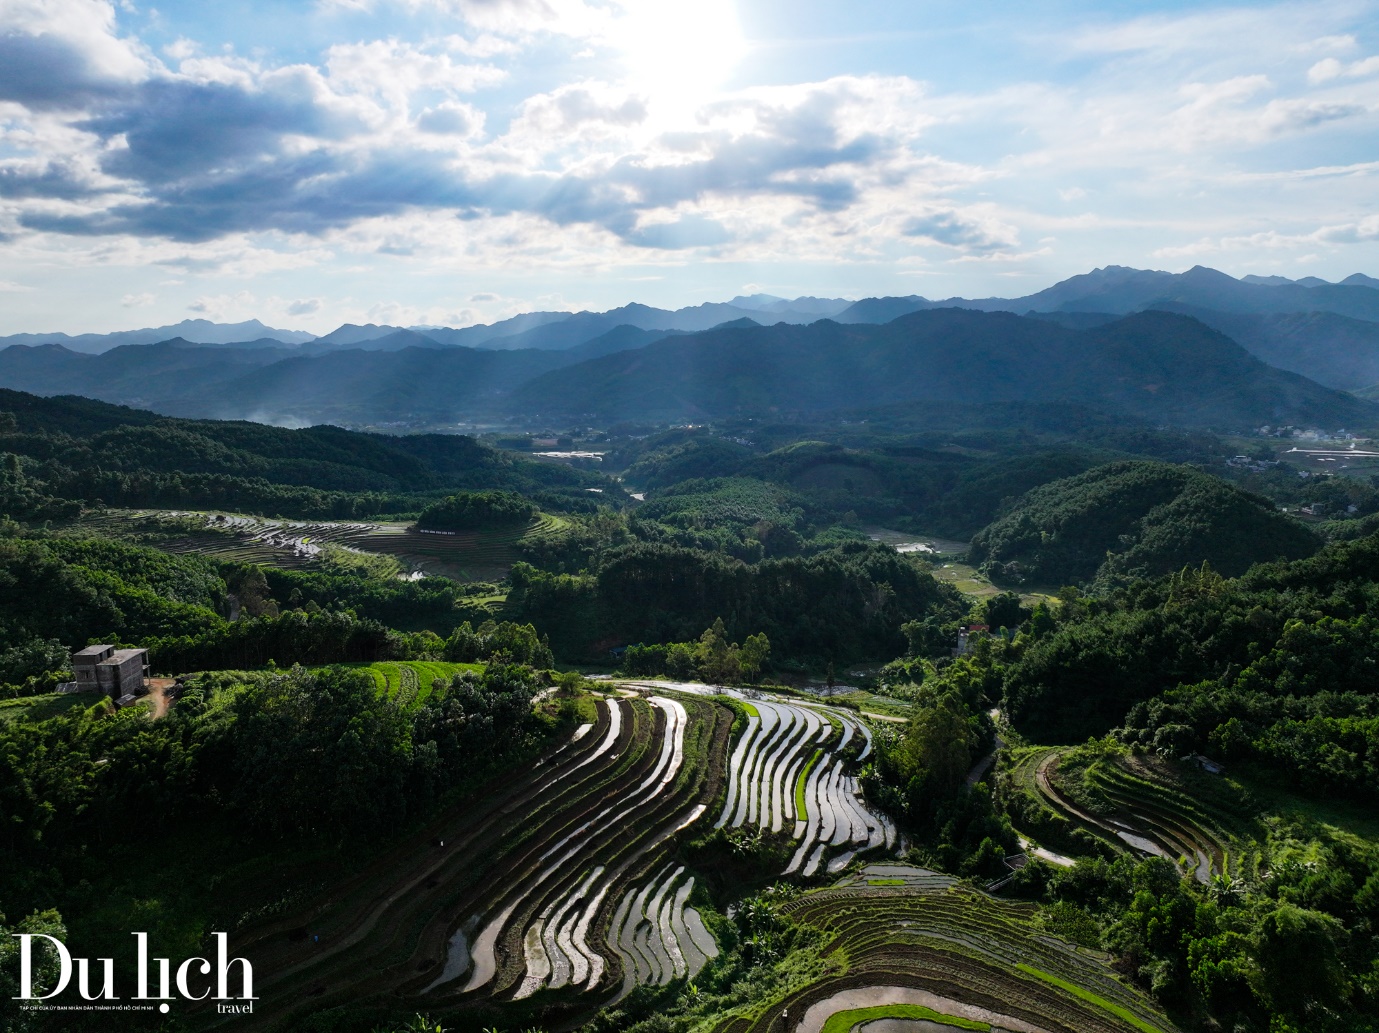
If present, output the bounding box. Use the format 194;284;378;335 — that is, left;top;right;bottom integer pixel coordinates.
0;662;569;984
811;531;1379;1032
508;538;965;665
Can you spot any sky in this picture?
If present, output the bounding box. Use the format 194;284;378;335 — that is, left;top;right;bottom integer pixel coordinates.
1;0;1378;334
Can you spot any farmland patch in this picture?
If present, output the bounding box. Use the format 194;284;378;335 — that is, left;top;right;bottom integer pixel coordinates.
78;508;569;582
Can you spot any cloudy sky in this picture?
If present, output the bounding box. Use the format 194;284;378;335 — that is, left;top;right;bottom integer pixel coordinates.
1;0;1378;334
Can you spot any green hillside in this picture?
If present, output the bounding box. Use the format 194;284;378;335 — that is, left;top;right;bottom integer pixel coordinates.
0;387;620;517
969;460;1319;587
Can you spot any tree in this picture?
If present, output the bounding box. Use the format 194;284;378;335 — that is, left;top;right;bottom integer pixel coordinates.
984;592;1030;632
1249;902;1347;1016
695;618;738;683
739;633;770;681
665;642;696;680
898;689;974;797
1028;601;1056;639
0;909;67;1033
229;666;414;838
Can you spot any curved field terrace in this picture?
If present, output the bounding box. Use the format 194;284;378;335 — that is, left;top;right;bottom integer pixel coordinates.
626;681;896;875
224;681;899;1029
1014;747;1251;884
713;863;1178;1033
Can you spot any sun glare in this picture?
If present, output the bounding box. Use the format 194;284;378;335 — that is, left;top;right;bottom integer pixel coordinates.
612;0;747;117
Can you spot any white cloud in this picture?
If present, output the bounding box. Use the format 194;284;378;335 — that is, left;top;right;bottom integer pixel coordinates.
1308;52;1379;83
4;0;1379;330
1309;57;1344;83
286;297;322;315
417;100;485;135
324;38;505;107
901;206;1019;252
120;291;154;306
1315;214;1379;243
1154;215;1379;258
0;0;153;92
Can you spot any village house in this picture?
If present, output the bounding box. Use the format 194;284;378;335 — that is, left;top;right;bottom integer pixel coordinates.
68;645;150;704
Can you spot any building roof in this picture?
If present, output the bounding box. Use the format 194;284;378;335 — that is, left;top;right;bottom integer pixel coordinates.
73;644;115;658
98;648;148;666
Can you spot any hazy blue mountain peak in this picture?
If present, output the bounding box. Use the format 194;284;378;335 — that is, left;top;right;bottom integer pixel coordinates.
0;318;315;354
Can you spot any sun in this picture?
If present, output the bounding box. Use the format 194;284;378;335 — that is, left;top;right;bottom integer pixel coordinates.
611;0;747;117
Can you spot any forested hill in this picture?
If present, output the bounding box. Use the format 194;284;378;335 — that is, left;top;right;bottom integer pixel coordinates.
508;309;1378;429
0;339;577;425
0;389;619;518
1152;304;1379;393
969;460;1320;587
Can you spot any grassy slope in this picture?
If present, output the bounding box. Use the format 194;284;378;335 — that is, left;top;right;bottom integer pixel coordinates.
0;692;96;723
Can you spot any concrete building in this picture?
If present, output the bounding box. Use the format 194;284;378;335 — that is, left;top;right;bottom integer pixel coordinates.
952;623;991;657
70;645;149;699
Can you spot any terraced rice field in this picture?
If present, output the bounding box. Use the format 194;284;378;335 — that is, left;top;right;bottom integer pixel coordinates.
84;509;569;581
713;863;1178;1033
716;695;893;876
620;681;896;876
229;690;733;1028
1013;748;1253;883
604;864;719;996
223;681;904;1029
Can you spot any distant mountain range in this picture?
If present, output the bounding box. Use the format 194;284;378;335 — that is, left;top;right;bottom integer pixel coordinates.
835;265;1379;322
0;319;315;354
6;266;1379;367
308;297;852;353
2;307;1372;432
505;309;1375;428
4;266;1379;430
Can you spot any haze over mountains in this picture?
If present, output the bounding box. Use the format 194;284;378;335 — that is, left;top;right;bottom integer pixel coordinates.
0;319;316;353
507;310;1376;428
4;265;1379;430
